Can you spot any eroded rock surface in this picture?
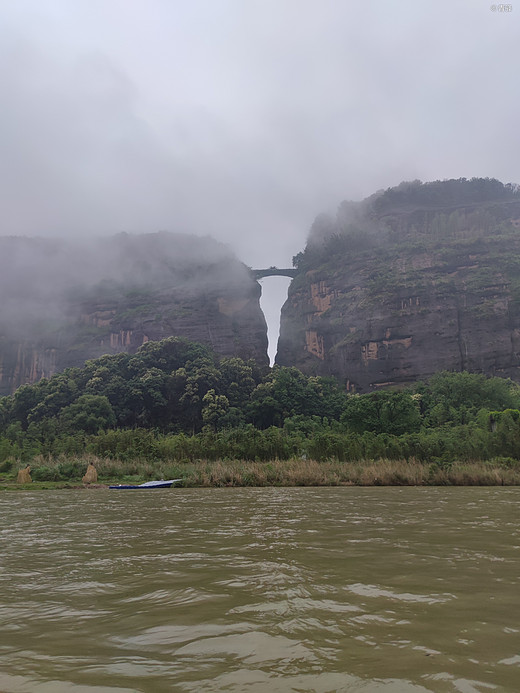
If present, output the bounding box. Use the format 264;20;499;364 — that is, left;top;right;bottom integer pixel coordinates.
277;179;520;391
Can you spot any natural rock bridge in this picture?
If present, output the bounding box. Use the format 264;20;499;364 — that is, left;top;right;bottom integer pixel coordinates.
251;267;298;280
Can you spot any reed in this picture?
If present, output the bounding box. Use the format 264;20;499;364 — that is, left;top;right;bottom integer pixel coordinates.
2;455;519;487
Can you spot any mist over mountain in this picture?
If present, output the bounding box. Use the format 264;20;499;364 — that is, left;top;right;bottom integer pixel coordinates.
0;232;268;395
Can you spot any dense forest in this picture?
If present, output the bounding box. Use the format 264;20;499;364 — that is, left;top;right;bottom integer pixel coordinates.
1;336;520;484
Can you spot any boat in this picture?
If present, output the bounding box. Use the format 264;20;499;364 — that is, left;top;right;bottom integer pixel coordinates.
109;479;182;490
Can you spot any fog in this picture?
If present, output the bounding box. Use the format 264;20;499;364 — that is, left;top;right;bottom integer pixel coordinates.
0;233;250;338
1;0;518;357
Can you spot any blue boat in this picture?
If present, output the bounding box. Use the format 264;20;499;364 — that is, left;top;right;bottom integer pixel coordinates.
109;479;182;490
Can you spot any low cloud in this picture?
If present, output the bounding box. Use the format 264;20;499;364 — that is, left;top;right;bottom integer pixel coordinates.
0;1;518;270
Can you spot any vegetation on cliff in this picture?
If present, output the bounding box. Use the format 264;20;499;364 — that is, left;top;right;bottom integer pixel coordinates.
1;337;520;485
295;177;520;268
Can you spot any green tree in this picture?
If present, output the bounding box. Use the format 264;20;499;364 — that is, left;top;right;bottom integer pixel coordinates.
416;371;520;426
341;391;421;435
58;395;116;434
202;389;230;430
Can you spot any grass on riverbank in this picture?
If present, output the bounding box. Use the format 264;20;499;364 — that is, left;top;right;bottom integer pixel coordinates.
1;455;519;489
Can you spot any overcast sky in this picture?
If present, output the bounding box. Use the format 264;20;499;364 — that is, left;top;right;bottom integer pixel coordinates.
1;0;518;358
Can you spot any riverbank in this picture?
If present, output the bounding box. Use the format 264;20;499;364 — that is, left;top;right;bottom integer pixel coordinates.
1;456;519;489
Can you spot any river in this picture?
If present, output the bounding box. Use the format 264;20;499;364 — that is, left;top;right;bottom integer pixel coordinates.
0;487;518;692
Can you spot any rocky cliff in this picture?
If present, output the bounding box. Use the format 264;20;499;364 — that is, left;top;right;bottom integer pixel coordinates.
277;178;520;391
0;232;268;395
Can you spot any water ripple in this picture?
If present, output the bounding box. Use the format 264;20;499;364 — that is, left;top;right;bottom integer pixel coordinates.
0;487;518;692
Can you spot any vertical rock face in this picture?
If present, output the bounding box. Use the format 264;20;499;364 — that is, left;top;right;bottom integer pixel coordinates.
277;179;520;391
0;233;268;395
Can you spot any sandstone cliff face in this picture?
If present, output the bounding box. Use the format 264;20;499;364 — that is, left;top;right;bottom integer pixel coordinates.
0;233;268;395
277;180;520;391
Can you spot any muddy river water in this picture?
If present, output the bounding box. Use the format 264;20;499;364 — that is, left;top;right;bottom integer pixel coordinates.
0;486;518;692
